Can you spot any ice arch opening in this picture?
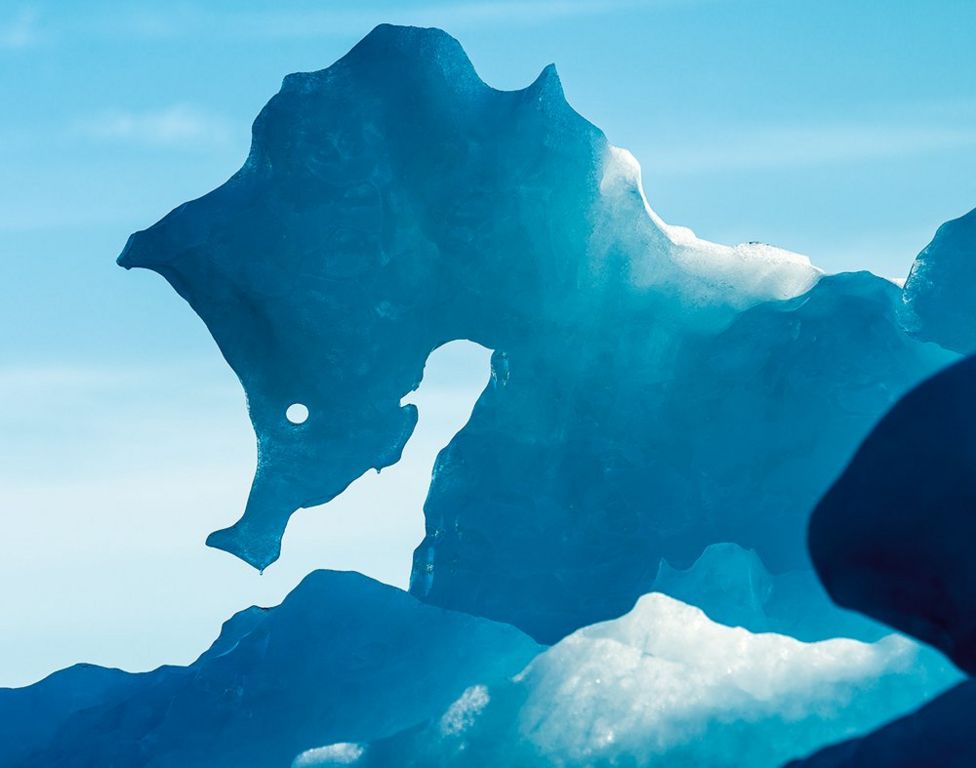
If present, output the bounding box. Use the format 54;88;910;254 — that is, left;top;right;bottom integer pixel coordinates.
277;339;492;588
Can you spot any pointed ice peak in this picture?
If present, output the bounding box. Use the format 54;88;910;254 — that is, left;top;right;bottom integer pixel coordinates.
526;63;564;98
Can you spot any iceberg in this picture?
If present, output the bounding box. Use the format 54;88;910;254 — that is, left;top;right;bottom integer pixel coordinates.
299;593;958;768
119;23;957;643
0;571;541;767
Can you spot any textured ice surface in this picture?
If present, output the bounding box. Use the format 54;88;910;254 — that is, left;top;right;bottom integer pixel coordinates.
120;23;957;642
901;207;976;353
810;353;976;674
0;571;540;767
300;593;958;768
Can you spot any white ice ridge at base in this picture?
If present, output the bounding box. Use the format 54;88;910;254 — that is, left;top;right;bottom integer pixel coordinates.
301;593;958;767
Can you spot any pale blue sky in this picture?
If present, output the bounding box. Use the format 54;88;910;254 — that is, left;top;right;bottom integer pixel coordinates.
1;0;975;686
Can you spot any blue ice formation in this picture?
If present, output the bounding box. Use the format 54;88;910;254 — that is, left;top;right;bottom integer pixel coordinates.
901;207;976;353
0;571;540;767
120;23;958;643
297;593;958;768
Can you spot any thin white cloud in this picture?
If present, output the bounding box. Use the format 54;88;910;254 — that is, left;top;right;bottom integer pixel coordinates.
242;0;654;36
0;7;39;49
0;362;238;397
96;0;689;40
0;365;132;393
72;105;232;149
645;120;976;175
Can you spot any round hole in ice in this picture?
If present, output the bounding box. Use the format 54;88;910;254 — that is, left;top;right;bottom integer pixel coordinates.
286;403;309;425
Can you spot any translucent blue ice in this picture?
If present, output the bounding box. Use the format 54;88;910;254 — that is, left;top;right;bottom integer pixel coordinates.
120;24;957;643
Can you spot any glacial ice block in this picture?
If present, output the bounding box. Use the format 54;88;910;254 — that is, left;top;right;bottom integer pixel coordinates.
300;593;958;768
809;354;976;675
121;23;956;640
0;571;541;768
901;207;976;354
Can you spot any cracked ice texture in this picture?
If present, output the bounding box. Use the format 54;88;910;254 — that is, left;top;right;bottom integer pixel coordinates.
120;24;957;642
